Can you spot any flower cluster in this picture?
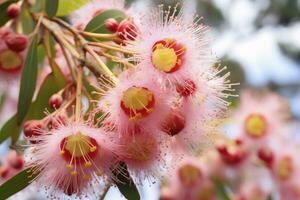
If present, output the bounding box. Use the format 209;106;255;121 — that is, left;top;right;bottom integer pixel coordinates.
0;28;28;82
160;89;300;200
0;0;233;199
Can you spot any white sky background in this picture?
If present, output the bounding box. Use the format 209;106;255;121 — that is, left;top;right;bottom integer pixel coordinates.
1;0;300;199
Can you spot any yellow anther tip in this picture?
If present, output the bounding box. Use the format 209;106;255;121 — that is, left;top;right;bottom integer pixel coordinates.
147;109;153;113
90;146;97;152
66;164;73;169
177;59;182;65
59;150;65;156
70;171;78;176
155;43;164;49
96;170;104;176
84;161;92;168
83;175;90;181
165;38;174;44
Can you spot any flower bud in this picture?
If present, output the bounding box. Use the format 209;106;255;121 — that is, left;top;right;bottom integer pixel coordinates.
161;110;185;136
47;113;68;130
105;18;119;33
0;166;10;179
176;79;197;97
49;94;63;109
6;3;20;19
0;28;12;40
117;19;137;41
5;34;28;52
23;120;43;139
257;147;274;168
7;151;24;170
216;139;247;166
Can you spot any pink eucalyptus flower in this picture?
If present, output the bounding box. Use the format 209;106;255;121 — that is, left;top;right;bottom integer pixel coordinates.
26;118;119;196
166;157;216;200
98;69;172;138
125;5;214;89
234;90;289;149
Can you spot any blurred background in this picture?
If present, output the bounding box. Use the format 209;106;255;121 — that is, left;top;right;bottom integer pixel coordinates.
1;0;300;199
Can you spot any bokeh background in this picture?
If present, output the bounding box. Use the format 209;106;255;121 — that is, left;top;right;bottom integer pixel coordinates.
1;0;300;199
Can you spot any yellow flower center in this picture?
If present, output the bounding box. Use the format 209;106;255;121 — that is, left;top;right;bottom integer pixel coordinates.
0;50;22;71
245;114;267;138
60;132;98;164
178;164;202;186
121;86;155;121
126;136;156;162
64;134;93;158
277;156;293;180
151;38;185;73
152;47;177;72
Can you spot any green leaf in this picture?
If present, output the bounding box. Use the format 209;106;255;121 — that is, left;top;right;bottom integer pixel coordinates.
0;0;18;26
56;0;90;16
21;8;36;35
45;0;58;17
30;0;45;13
212;178;230;200
85;9;126;34
0;168;38;199
17;36;38;124
27;59;67;120
0;50;67;144
0;92;6;112
0;114;21;144
113;162;140;200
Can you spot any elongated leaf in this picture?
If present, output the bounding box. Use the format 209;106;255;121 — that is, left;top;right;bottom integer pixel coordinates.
21;8;36;35
9;59;67;142
113;162;140;200
1;52;67;144
56;0;90;16
0;168;38;199
45;0;58;17
30;0;45;13
17;36;38;124
0;114;20;144
0;0;18;26
27;59;67;119
85;9;126;34
0;92;5;111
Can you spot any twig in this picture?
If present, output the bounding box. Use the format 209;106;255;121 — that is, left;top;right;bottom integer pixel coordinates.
88;42;136;55
75;67;83;121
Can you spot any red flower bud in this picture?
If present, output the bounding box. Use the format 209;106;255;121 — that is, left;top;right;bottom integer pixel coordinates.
117;19;137;41
47;113;68;130
7;153;24;170
257;147;274;168
23;120;43;139
6;3;20;19
176;79;197;97
161;110;185;136
49;94;63;109
105;18;119;33
0;28;12;40
216;140;247;166
0;166;10;179
5;34;28;52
